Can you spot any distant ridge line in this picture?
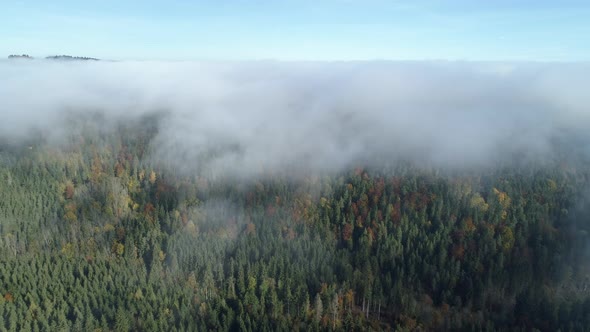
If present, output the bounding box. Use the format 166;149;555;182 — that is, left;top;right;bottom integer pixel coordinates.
7;54;100;61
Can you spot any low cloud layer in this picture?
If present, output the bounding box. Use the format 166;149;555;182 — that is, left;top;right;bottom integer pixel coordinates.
2;60;590;176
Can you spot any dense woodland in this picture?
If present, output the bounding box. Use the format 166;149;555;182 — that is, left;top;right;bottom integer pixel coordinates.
0;113;589;331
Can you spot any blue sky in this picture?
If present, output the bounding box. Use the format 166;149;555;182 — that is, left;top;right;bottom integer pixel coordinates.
2;0;590;61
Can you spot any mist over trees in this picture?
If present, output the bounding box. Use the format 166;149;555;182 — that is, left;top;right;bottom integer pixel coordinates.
0;61;590;331
2;60;590;174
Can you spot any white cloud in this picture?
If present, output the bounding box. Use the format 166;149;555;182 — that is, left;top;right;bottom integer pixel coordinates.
1;60;589;176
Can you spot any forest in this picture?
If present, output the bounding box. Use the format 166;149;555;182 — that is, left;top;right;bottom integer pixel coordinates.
0;111;589;332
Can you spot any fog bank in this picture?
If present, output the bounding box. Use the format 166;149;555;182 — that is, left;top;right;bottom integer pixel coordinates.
2;60;590;176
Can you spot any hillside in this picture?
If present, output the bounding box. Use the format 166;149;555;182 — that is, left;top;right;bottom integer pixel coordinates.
0;113;589;331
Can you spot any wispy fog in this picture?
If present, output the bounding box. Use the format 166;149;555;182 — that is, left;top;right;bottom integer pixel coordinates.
2;60;590;176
